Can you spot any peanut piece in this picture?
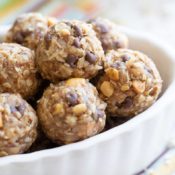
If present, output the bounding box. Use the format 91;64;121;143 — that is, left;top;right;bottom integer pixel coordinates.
132;80;145;94
53;103;65;115
3;83;11;88
23;70;30;76
100;81;114;97
47;17;57;27
131;68;141;77
105;68;119;81
66;78;86;87
26;79;33;87
8;147;20;154
0;151;8;157
144;91;149;96
66;116;77;125
121;84;130;91
73;103;87;115
55;24;70;36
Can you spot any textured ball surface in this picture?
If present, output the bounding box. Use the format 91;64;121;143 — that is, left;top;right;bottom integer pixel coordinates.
36;20;105;82
0;93;38;157
37;78;106;144
97;49;162;117
0;43;40;99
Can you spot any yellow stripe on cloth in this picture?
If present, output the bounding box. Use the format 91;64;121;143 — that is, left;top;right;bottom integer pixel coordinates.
0;0;28;18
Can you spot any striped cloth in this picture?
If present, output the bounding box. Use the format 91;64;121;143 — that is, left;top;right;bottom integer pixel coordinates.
0;0;100;24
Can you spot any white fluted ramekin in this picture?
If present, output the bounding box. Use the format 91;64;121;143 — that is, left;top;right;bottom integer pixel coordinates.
0;26;175;175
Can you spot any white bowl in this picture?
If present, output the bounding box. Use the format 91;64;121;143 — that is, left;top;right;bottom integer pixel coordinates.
0;26;175;175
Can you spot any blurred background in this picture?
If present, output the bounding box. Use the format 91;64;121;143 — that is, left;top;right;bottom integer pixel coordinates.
0;0;175;46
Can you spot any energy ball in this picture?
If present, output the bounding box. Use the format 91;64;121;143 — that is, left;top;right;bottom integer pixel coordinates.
87;17;128;52
5;13;57;50
0;93;38;157
36;20;105;82
0;43;40;99
97;49;162;117
37;78;106;144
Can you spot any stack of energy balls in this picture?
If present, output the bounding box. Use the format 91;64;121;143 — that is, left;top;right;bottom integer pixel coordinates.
0;13;162;156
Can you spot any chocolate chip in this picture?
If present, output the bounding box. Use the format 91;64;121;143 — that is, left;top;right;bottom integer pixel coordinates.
112;61;125;69
101;40;109;51
13;30;32;44
144;66;152;74
97;109;104;118
21;30;32;37
10;104;25;115
97;23;109;34
66;55;79;67
121;55;130;62
113;40;123;49
65;21;72;26
85;51;97;64
92;109;104;120
13;32;24;44
73;25;82;37
73;38;81;48
87;18;96;23
121;97;133;108
87;18;109;34
16;104;25;115
44;33;52;49
10;106;17;113
66;93;79;106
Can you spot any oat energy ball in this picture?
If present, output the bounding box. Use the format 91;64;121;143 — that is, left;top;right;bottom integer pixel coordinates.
87;17;128;52
37;78;106;144
5;13;57;50
0;93;38;157
97;49;162;117
36;20;104;82
0;43;40;99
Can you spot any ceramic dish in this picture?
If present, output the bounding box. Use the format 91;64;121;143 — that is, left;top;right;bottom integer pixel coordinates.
0;26;175;175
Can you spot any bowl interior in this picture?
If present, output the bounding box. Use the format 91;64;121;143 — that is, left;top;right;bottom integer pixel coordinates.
0;26;175;163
